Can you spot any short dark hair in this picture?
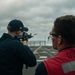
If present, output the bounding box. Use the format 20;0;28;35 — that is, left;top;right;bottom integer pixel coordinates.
54;15;75;44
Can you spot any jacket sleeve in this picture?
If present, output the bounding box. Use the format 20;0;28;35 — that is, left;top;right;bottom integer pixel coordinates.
35;62;47;75
13;41;37;67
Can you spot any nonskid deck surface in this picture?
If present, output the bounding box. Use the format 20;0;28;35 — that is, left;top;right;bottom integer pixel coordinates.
23;46;57;75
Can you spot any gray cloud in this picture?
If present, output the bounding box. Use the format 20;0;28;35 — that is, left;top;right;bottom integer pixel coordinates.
0;0;75;40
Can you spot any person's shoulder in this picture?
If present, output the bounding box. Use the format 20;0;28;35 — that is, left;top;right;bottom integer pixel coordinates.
9;39;22;46
38;62;45;68
11;39;20;43
35;62;47;75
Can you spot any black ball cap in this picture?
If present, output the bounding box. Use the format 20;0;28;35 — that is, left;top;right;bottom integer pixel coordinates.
7;19;28;32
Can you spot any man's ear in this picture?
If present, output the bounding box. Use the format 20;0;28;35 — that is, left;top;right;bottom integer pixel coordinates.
58;35;62;45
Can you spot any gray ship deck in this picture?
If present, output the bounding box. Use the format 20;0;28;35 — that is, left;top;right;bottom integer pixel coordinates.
23;46;57;75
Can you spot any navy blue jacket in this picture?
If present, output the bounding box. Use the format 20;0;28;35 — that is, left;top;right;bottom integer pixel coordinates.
0;33;36;75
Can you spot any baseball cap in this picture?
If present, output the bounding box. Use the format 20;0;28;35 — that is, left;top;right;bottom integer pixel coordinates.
7;19;28;32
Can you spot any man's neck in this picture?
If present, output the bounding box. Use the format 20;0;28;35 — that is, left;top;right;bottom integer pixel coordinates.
58;44;75;52
8;32;16;38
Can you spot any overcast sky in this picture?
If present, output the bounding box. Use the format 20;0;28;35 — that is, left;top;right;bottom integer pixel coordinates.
0;0;75;41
